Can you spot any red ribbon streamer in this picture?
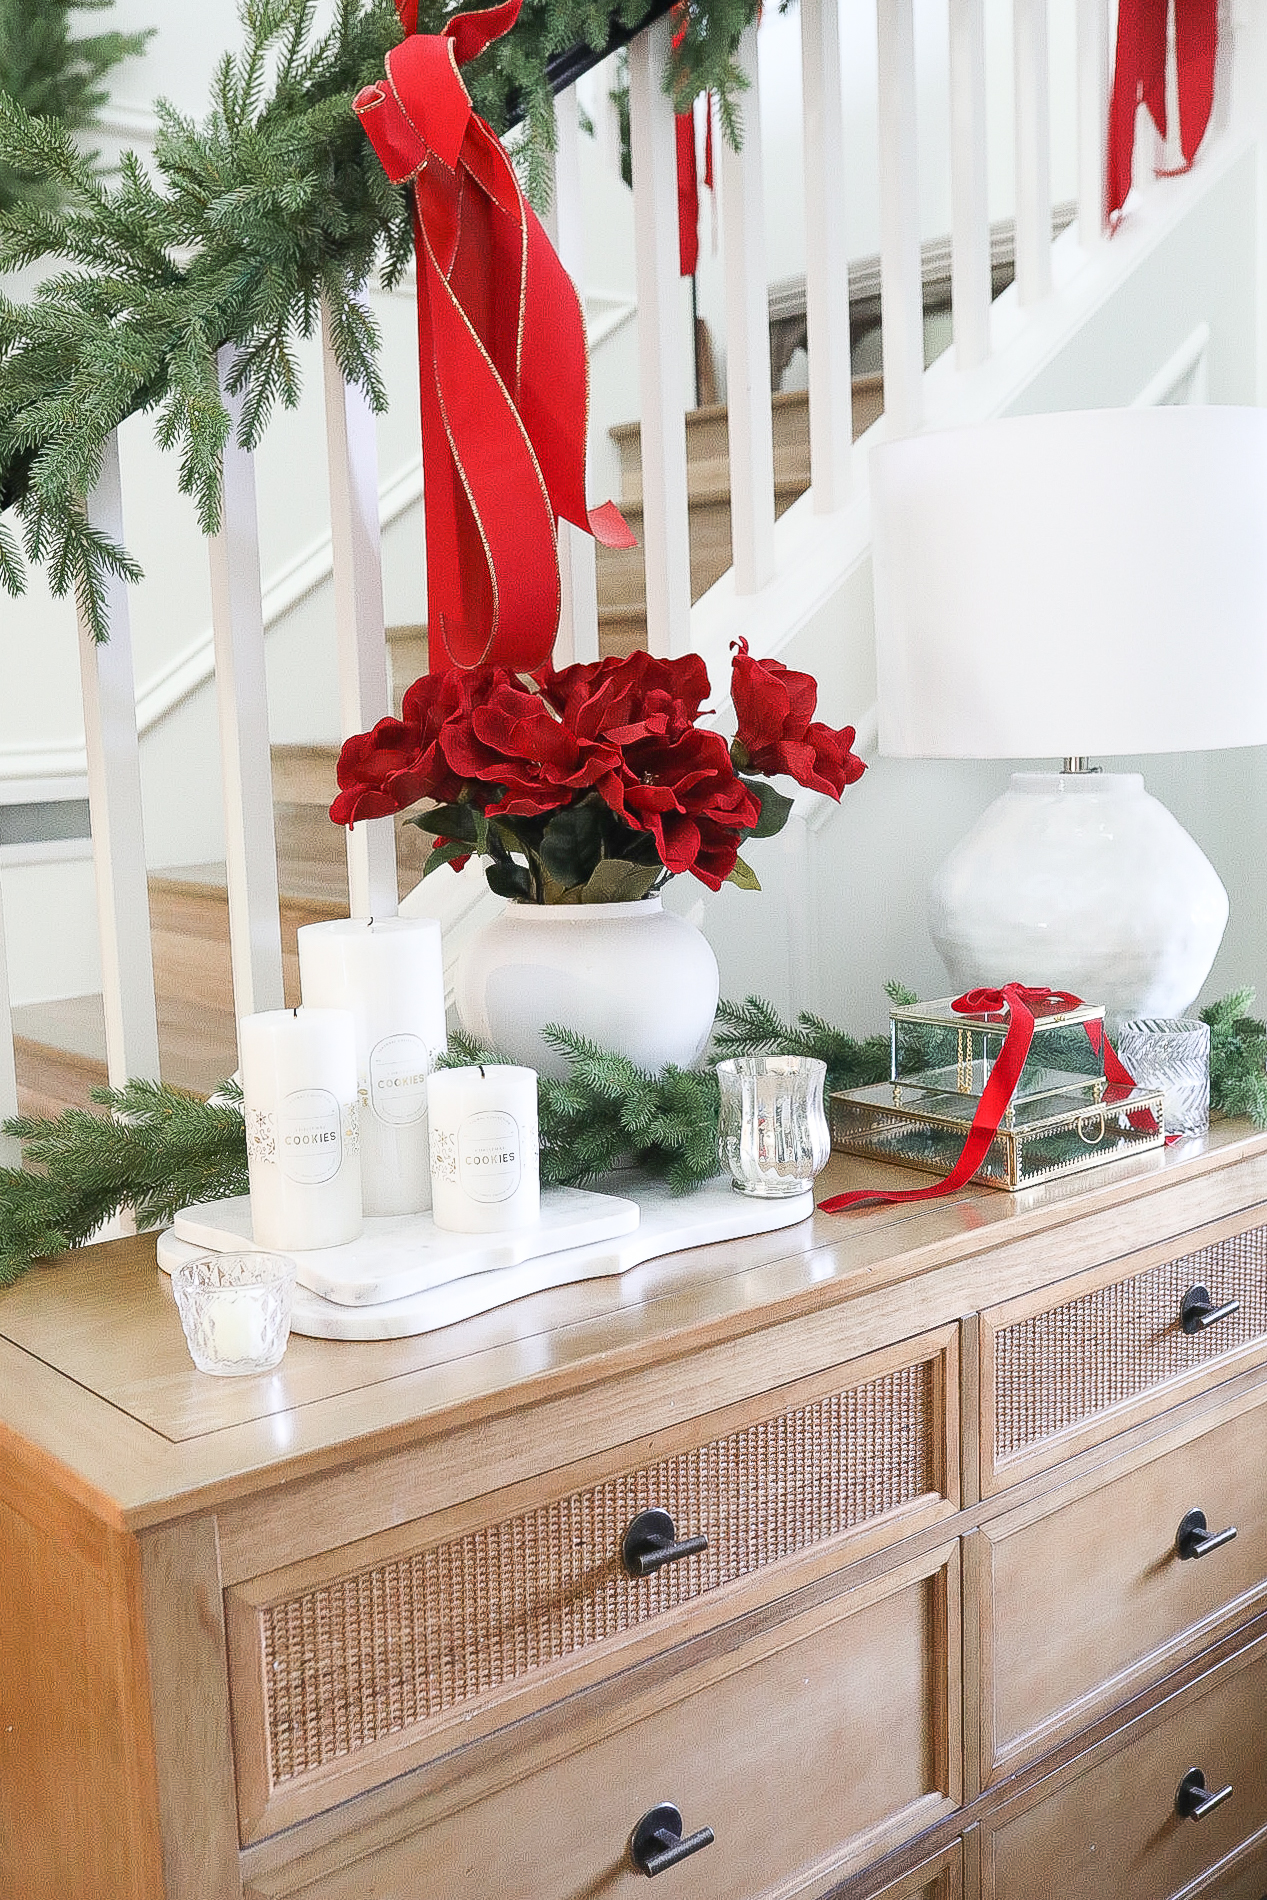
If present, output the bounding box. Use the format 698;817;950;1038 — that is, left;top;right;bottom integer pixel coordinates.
817;984;1157;1217
356;1;635;675
1107;0;1218;224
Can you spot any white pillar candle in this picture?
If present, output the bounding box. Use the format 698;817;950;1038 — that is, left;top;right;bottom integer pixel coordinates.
241;1008;363;1250
426;1064;540;1234
297;917;446;1216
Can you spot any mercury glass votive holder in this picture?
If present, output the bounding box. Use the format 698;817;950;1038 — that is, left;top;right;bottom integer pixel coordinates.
171;1253;296;1376
716;1055;831;1197
1115;1017;1211;1138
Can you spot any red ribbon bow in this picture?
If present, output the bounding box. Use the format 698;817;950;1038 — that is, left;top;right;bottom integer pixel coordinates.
817;983;1155;1216
1107;0;1218;225
356;1;634;675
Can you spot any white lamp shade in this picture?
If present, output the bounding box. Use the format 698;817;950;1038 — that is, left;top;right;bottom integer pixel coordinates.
872;406;1267;759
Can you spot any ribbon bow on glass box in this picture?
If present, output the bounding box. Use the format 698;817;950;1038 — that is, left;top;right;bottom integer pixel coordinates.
826;985;1165;1202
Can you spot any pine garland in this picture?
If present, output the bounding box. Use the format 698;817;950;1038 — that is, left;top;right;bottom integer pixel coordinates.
712;982;911;1095
0;0;758;636
0;1077;247;1286
4;985;1263;1288
1200;988;1267;1127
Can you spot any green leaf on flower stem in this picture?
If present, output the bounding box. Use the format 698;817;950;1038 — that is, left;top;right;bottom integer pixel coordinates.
409;801;480;843
421;839;471;878
538;800;606;888
578;860;662;904
485;859;533;901
726;855;762;892
741;776;796;840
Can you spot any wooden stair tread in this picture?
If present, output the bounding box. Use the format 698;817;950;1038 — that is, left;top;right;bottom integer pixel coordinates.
13;992;240;1116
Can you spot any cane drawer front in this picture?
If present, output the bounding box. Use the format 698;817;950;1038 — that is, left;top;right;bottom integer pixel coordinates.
975;1388;1267;1786
227;1329;958;1842
981;1216;1267;1494
243;1545;961;1900
981;1629;1267;1900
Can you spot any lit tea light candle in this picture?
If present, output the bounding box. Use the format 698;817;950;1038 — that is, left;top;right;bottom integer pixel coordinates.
426;1064;540;1234
240;1008;363;1251
208;1292;267;1363
298;917;446;1216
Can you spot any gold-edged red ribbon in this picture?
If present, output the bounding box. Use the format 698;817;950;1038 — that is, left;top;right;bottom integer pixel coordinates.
356;0;634;674
1107;0;1218;225
818;984;1157;1216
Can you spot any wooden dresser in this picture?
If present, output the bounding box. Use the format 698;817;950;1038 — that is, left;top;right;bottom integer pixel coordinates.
6;1126;1267;1900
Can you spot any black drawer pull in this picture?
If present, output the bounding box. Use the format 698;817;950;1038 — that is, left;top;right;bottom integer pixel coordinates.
621;1508;708;1579
1176;1767;1233;1821
1175;1508;1238;1561
1180;1283;1240;1335
629;1803;715;1877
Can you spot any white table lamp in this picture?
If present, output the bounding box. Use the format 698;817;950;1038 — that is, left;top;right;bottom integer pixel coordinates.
871;406;1267;1019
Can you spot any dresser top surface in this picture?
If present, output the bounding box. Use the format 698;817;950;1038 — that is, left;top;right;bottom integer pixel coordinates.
2;1123;1264;1528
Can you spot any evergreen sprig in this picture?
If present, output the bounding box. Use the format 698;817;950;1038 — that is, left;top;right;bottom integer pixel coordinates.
1201;988;1267;1128
0;1077;248;1286
712;988;904;1095
0;0;760;636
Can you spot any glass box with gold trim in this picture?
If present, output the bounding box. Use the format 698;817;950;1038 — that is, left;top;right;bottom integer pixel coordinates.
829;1082;1165;1192
890;995;1107;1127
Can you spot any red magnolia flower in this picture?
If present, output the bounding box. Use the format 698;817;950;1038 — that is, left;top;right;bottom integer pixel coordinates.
329;665;491;825
542;651;710;748
729;637;866;798
600;727;760;890
439;676;621;817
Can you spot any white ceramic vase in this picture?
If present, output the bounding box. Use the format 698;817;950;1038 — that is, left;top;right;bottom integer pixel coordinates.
929;772;1229;1024
454;896;720;1079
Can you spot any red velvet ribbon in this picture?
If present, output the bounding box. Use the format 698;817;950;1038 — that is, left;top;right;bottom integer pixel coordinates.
1107;0;1218;224
356;1;635;674
817;984;1157;1217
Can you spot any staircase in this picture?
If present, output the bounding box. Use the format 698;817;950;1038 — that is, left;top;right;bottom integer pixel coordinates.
596;378;883;657
11;376;882;1114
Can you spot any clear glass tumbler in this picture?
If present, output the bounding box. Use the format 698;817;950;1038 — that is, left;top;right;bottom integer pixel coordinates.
1115;1017;1211;1138
716;1055;832;1197
171;1252;297;1375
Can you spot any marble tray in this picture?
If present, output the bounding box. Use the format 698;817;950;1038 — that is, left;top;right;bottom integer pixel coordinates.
170;1186;639;1306
158;1177;813;1339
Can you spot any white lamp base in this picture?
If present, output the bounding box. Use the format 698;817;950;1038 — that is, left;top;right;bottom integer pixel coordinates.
928;773;1229;1022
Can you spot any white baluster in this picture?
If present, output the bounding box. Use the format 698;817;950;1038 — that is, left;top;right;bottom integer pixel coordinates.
876;0;925;434
1014;0;1053;304
949;0;992;370
592;55;625;184
321;298;398;919
721;23;776;591
76;429;161;1089
208;347;285;1030
1076;0;1110;250
547;84;601;665
628;16;693;657
801;0;853;508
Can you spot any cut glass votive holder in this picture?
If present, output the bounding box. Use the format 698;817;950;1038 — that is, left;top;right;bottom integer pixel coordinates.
171;1252;296;1376
1115;1017;1211;1139
716;1055;832;1198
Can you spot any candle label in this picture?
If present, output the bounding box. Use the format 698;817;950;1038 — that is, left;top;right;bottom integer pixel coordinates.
456;1110;522;1203
369;1033;432;1126
278;1088;343;1185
